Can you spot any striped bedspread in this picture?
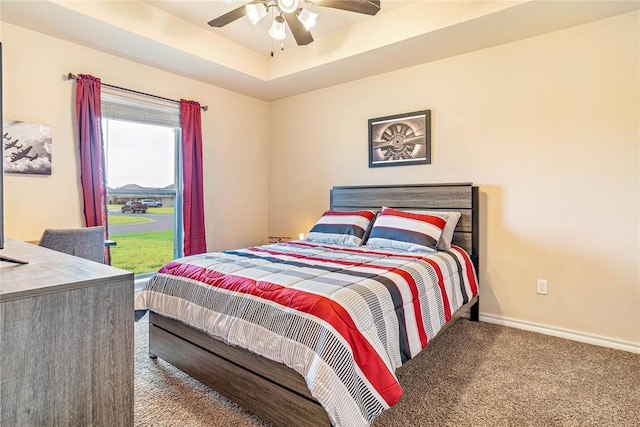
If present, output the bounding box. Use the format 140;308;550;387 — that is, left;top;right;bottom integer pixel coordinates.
135;241;478;427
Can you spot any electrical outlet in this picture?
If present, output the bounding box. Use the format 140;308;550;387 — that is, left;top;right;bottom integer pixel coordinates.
536;279;548;295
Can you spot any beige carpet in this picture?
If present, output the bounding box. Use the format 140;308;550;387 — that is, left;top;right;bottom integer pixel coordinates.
134;314;640;426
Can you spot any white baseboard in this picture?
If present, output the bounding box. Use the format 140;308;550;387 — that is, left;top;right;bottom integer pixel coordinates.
470;313;640;354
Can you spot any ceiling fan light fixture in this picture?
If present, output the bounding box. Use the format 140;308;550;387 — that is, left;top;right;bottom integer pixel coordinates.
277;0;299;14
208;0;382;48
297;8;318;30
246;3;268;25
268;16;287;40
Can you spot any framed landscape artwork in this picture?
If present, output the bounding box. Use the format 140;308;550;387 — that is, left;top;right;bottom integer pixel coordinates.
368;110;431;168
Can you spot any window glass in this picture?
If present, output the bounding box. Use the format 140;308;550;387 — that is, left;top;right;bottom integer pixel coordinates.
103;116;182;276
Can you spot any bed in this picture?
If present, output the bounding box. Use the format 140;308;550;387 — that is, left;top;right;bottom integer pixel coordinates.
135;183;480;427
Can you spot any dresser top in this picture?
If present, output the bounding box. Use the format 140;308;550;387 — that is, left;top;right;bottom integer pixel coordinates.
0;238;133;302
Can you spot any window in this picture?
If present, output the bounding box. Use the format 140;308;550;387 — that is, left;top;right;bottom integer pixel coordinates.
101;92;183;276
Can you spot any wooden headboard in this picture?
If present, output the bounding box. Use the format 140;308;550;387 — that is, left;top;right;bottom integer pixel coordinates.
330;183;479;272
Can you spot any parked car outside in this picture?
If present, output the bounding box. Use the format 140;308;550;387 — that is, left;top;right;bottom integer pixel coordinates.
121;201;148;213
140;199;163;208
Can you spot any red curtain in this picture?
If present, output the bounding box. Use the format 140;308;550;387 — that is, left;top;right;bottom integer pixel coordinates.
180;99;207;255
76;74;110;264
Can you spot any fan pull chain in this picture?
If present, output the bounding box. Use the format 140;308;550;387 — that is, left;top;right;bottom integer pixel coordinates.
271;7;275;57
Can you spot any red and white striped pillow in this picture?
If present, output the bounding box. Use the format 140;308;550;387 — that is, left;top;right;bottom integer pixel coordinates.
305;210;376;247
408;210;462;250
366;207;447;252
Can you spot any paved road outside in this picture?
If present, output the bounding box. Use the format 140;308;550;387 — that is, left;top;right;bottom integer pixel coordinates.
108;211;174;234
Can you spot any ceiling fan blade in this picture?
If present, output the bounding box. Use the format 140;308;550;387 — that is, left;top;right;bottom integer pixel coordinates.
311;0;381;16
208;1;259;27
284;13;314;46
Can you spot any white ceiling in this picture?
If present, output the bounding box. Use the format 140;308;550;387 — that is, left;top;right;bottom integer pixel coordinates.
1;1;638;101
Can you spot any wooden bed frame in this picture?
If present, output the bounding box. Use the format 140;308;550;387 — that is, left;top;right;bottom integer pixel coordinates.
148;183;480;426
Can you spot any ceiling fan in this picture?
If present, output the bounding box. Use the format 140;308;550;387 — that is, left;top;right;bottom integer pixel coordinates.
208;0;381;47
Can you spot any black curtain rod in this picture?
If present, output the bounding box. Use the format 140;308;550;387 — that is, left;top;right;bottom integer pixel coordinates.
66;73;208;111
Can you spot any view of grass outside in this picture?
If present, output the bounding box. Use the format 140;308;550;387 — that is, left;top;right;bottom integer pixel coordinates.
108;215;151;226
110;230;174;274
107;205;176;275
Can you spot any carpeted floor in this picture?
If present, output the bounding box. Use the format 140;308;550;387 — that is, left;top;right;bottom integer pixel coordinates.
134;314;640;426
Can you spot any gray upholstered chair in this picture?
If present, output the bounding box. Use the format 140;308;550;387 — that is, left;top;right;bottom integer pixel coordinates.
38;226;106;263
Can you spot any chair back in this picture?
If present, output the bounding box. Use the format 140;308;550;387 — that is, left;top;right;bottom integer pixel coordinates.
38;226;105;263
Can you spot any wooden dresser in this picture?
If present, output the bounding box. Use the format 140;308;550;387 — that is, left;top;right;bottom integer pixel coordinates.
0;238;134;426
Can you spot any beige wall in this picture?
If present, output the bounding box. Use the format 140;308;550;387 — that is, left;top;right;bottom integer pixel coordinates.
2;22;270;251
2;12;638;346
269;12;640;345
